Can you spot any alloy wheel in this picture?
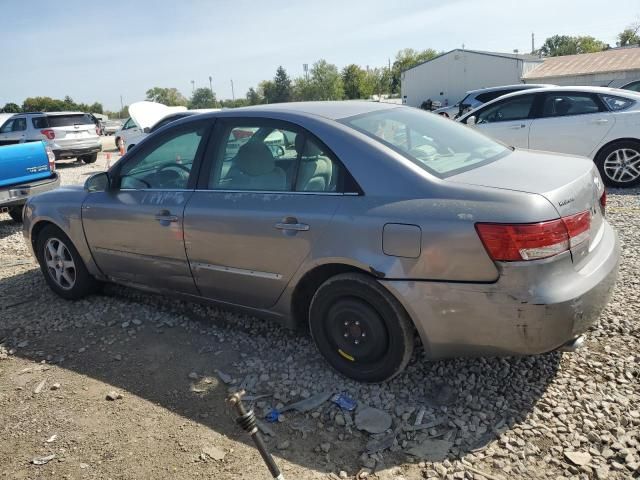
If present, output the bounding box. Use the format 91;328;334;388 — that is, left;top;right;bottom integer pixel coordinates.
603;148;640;184
44;237;76;290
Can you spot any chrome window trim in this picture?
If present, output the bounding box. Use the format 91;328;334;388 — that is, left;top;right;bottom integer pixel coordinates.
192;262;282;280
116;188;359;196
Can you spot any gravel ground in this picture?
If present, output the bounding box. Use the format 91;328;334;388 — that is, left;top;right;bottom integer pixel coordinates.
0;141;638;479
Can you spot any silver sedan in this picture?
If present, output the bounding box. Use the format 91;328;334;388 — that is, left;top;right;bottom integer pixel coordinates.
23;102;620;382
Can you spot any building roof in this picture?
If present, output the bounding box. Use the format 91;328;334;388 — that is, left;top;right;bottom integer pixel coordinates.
403;49;543;74
523;47;640;79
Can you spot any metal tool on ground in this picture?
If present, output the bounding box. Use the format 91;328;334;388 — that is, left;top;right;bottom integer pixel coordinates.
228;390;285;480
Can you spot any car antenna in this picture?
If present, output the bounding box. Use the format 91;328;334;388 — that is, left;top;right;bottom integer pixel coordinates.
227;390;285;479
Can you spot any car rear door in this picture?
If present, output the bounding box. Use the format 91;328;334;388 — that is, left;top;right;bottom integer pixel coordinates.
82;119;211;294
467;93;536;148
183;117;348;309
528;91;615;157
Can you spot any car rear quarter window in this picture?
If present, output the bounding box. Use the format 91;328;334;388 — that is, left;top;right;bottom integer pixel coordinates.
601;95;635;111
46;114;95;127
475;89;515;103
475;95;535;124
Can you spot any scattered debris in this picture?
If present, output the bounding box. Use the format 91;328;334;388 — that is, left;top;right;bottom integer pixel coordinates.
187;371;199;380
45;434;57;443
355;407;392;434
280;391;332;413
215;369;234;385
365;432;396;454
405;439;453;461
276;440;290;450
414;406;426;426
33;380;46;394
31;454;55;465
564;451;592;466
201;445;226;461
265;409;281;423
332;393;357;411
50;383;60;391
105;391;123;401
256;420;275;437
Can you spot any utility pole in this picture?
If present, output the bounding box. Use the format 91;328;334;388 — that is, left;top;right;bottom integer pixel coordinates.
303;64;309;81
209;76;213;96
191;80;195;94
531;33;535;54
119;95;124;113
230;79;235;101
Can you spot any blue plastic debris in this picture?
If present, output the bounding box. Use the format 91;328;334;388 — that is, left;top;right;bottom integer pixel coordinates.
265;409;281;423
331;393;357;411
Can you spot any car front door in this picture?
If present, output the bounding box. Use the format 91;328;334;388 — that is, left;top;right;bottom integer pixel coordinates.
528;92;615;157
82;119;211;294
0;117;27;145
183;118;349;309
466;94;536;148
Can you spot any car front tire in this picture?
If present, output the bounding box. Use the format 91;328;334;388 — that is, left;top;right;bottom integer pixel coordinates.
81;153;98;164
595;140;640;188
8;205;23;223
35;224;101;300
309;273;414;383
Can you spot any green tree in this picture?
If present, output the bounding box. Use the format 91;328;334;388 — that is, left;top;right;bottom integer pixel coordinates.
246;87;262;105
219;98;250;108
88;102;103;114
22;96;64;112
292;77;316;101
1;103;21;113
145;87;188;106
539;35;607;56
342;64;368;99
189;87;217;109
618;24;640;46
391;48;438;93
310;59;343;100
259;80;276;103
271;66;293;103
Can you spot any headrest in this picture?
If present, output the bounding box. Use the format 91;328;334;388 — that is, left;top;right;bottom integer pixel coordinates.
235;142;275;176
555;98;571;115
295;135;323;157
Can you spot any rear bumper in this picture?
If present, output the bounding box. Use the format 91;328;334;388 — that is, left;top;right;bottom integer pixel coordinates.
382;221;620;359
0;172;60;208
53;144;101;159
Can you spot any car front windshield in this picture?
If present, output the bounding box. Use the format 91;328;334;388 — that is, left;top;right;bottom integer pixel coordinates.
343;107;509;177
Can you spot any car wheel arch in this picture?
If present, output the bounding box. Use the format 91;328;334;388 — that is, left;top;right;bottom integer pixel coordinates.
290;262;374;329
593;137;640;160
30;220;61;252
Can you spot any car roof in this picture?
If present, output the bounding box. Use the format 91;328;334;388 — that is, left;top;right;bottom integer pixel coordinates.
226;101;399;121
458;85;640;119
466;84;554;95
43;111;88;116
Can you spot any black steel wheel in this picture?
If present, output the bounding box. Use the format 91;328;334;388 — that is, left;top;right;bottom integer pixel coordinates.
309;273;414;383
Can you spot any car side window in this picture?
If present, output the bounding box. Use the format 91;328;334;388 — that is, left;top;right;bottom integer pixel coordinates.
475;95;535;124
12;118;26;131
541;94;602;117
209;123;297;192
624;81;640;92
32;117;48;129
0;119;14;133
122;118;135;130
119;123;206;190
600;95;634;112
295;136;342;192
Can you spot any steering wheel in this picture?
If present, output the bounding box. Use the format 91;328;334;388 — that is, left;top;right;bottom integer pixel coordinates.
158;163;190;174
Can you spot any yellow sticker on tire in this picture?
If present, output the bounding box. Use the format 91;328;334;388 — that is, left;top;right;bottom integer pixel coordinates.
338;349;355;362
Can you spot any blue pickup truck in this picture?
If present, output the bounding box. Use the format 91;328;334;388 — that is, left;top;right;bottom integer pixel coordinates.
0;141;60;222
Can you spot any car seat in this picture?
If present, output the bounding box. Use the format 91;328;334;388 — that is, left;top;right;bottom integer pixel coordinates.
225;142;287;191
294;135;333;191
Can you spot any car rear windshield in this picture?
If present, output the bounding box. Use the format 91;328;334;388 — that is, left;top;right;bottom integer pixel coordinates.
45;114;95;127
342;107;509;177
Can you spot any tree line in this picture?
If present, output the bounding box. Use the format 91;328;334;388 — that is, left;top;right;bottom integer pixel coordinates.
2;22;638;116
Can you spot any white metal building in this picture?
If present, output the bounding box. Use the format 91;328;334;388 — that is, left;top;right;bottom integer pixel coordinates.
401;49;544;107
522;46;640;88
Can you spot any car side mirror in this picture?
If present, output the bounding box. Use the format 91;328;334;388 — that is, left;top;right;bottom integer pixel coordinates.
143;127;150;133
467;115;477;126
85;172;110;193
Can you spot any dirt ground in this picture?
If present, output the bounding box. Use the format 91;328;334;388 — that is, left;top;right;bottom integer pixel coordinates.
0;140;638;480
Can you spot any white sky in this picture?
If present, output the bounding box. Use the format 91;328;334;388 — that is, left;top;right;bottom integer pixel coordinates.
2;0;639;110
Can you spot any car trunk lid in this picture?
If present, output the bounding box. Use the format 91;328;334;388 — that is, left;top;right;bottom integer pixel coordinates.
448;148;605;266
45;113;99;147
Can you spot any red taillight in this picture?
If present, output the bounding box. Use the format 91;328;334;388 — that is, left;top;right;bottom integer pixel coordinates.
599;190;607;215
41;129;55;140
476;211;591;262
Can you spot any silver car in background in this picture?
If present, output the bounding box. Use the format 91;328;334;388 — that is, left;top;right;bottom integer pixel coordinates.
23;102;619;382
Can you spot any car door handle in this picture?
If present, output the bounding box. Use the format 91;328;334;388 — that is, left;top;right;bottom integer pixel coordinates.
275;218;310;231
593;118;609;124
154;210;179;223
507;124;526;129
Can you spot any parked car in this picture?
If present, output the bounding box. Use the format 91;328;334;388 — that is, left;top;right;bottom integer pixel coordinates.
434;84;554;119
620;79;640;92
114;102;189;152
23;102;619;382
1;141;59;222
0;112;101;163
458;86;640;187
102;120;122;135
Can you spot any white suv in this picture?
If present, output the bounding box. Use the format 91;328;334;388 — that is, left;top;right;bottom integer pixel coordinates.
0;112;102;163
